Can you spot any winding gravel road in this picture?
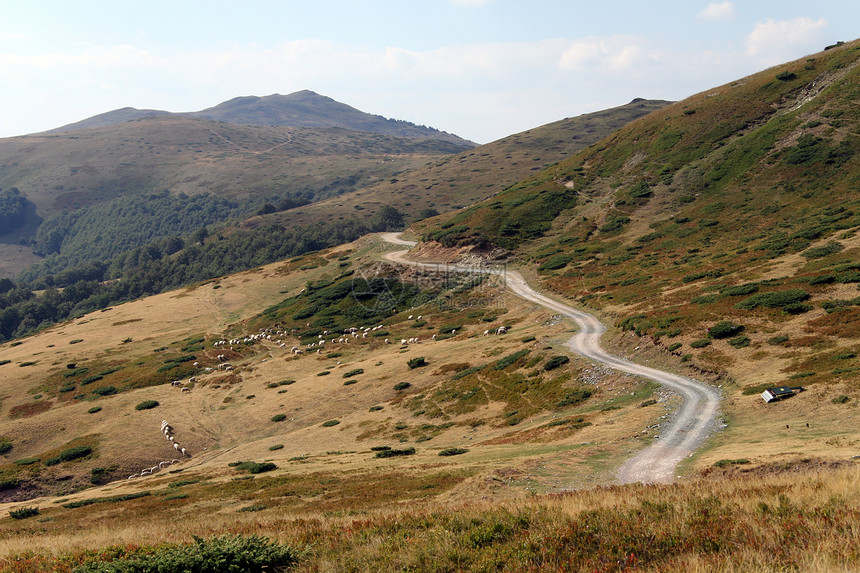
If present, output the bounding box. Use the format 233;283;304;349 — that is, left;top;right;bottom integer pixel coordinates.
380;233;721;484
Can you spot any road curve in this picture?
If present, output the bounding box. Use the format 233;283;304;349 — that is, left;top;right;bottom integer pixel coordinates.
379;233;721;484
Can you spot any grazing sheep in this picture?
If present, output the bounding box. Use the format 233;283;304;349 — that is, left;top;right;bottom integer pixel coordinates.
496;326;508;335
181;387;191;393
189;377;197;383
181;448;189;457
432;334;437;340
140;469;151;476
385;338;390;344
483;330;490;336
128;475;137;480
174;443;181;451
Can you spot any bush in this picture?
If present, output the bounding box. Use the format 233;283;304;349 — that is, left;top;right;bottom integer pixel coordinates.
556;388;593;408
776;71;797;81
375;447;416;458
232;461;278;474
0;441;11;455
9;507;39;520
495;350;530;370
92;385;117;396
342;368;364;378
135;400;159;411
735;289;810;310
72;534;299;573
768;334;789;345
343;379;357;386
667;342;682;352
439;447;468;456
321;420;340;427
407;357;427;369
832;395;850;404
393;382;411;391
728;335;751;348
268;444;284;451
14;457;39;465
708;321;743;339
44;445;92;466
543;356;570;371
802;241;844;259
87;406;102;414
690;339;712;348
271;414;287;422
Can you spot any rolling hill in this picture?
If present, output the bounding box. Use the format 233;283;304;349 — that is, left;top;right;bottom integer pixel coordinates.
46;90;475;147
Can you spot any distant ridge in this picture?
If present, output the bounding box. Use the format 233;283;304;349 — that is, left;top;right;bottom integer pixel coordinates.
45;90;475;146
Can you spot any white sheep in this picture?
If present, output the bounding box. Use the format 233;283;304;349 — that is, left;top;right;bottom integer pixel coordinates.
385;338;390;344
174;443;181;451
181;387;191;393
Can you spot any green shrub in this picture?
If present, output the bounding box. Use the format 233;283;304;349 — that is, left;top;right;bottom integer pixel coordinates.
407;357;427;369
720;284;759;296
736;289;810;310
14;457;39;465
0;441;11;455
776;71;797;81
0;477;19;490
714;458;751;468
538;254;575;271
271;414;287;422
9;507;39;520
342;368;364;378
556;388;593;408
543;356;570;371
63;492;151;509
343;379;357;386
832;395;850;404
639;399;658;408
375;447;416;458
135;400;159;411
495;350;530;370
80;375;103;386
393;382;411;391
708;321;743;339
92;386;117;396
87;406;102;414
232;461;278;474
44;445;93;466
667;342;682;352
768;334;789;345
439;447;468;456
321;420;340;427
369;405;384;412
728;335;751;348
690;339;711;348
72;534;298;573
268;444;284;451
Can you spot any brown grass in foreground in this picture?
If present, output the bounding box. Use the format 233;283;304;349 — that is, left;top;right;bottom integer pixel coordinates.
0;464;857;572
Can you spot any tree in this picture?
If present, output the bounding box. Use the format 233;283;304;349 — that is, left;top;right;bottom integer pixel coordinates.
370;205;404;231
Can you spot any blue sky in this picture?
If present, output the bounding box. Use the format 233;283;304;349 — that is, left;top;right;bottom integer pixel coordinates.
0;1;857;143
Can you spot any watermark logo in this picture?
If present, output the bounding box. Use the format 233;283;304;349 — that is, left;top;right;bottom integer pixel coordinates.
350;260;508;313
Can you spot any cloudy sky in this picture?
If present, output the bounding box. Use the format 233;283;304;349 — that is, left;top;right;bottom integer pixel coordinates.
0;0;856;143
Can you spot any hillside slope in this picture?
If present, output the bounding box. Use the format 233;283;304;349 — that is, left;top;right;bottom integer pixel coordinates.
239;98;671;231
416;40;860;460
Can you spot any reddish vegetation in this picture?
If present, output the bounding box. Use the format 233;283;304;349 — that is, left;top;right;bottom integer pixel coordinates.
8;401;51;419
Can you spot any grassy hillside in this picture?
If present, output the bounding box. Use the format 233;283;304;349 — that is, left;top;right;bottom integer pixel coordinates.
239;98;671;231
417;40;860;396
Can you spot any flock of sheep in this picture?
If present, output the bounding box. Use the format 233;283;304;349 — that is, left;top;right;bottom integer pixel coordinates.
122;317;509;481
126;420;190;479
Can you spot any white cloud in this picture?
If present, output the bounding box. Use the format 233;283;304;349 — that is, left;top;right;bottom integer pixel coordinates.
746;17;828;63
558;36;651;72
700;2;735;21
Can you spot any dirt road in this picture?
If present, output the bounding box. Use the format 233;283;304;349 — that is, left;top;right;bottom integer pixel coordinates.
380;233;721;484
